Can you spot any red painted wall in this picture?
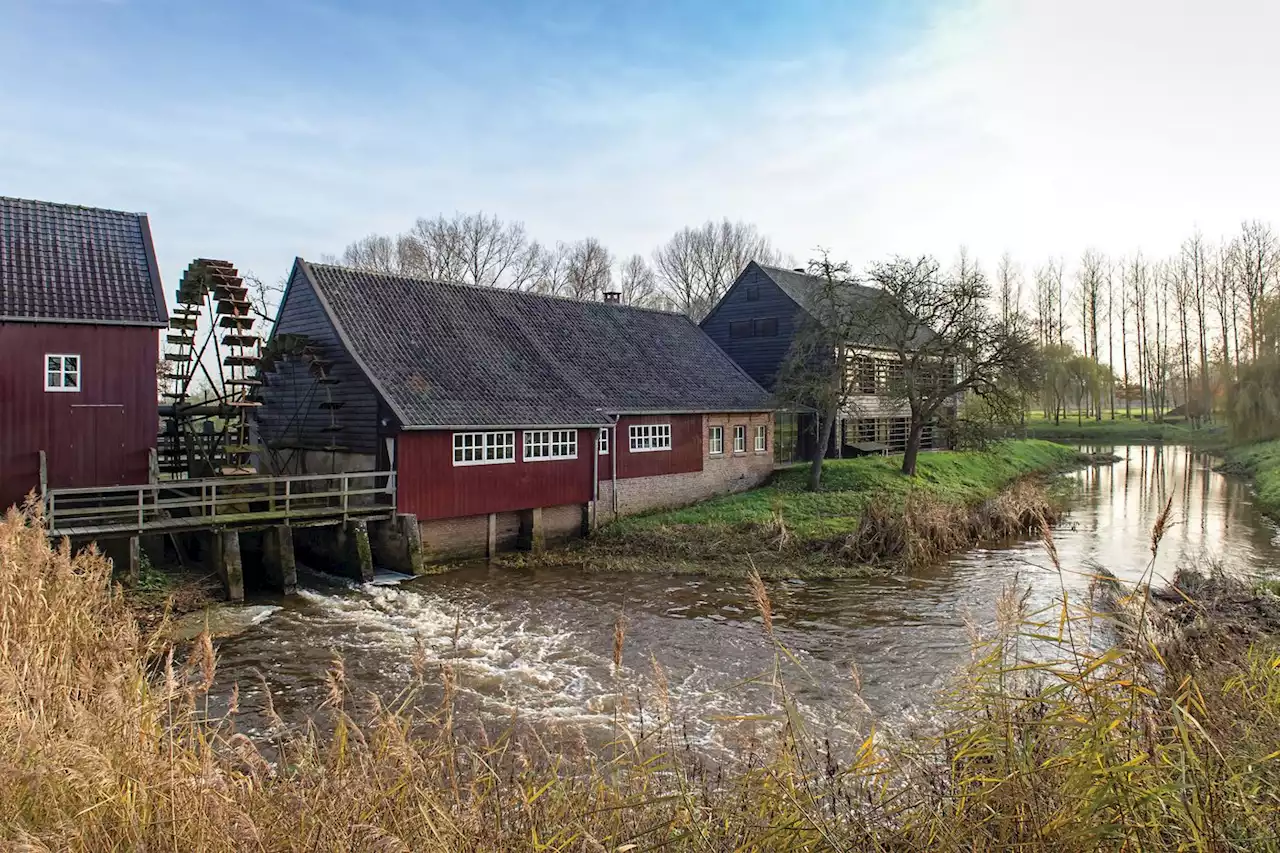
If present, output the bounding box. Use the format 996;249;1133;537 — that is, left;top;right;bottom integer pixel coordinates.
397;429;595;520
608;414;704;480
0;322;159;510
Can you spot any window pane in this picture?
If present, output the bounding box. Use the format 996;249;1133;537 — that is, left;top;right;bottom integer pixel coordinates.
47;371;60;388
63;356;78;371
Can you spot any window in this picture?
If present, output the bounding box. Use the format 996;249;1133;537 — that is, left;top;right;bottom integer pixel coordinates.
598;428;609;455
523;429;578;461
745;284;760;301
453;431;515;466
754;425;768;453
733;425;746;453
629;423;672;452
752;317;778;337
708;425;724;455
729;318;777;339
45;354;81;392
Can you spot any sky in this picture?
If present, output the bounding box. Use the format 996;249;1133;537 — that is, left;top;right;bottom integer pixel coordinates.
2;0;1279;299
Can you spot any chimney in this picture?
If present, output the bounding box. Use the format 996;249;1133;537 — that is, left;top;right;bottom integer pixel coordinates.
602;291;622;304
793;267;804;273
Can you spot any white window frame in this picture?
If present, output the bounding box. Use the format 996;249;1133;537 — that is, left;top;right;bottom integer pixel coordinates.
523;429;578;462
452;431;516;466
708;425;724;455
733;424;746;453
45;353;81;392
754;424;768;453
598;428;609;456
628;423;672;452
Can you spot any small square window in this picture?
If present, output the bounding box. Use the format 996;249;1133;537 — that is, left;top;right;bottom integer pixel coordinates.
752;318;778;337
754;425;768;453
45;354;81;392
745;285;760;302
733;425;746;453
708;425;724;455
728;320;753;339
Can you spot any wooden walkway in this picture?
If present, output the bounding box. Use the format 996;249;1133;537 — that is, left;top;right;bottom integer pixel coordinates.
45;471;396;538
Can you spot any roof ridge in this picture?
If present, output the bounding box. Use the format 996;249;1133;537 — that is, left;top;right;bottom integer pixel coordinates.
0;195;145;218
303;258;683;317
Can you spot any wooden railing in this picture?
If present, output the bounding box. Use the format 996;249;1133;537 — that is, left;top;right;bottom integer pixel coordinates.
45;471;396;537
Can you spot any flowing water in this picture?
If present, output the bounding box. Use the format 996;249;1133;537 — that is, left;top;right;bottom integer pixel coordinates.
203;444;1280;749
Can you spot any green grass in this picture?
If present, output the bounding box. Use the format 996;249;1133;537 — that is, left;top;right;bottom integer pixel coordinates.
1221;438;1280;517
1021;411;1227;446
609;438;1082;542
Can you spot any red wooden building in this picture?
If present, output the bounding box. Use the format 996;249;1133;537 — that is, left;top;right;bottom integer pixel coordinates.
0;197;168;511
258;260;776;559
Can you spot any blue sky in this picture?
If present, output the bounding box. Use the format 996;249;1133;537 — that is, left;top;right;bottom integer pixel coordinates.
3;0;1279;297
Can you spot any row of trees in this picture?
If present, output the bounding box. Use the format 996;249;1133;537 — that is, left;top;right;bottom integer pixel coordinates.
332;213;790;320
1017;221;1279;424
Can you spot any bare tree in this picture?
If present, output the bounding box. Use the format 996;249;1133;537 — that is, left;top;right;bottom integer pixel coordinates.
1210;239;1239;379
866;255;1037;475
652;219;780;320
1238;220;1279;360
339;234;402;274
1034;259;1066;348
563;238;613;301
1116;257;1131;418
1182;232;1212;423
996;252;1022;328
1128;255;1150;419
774;254;857;491
618;254;659;307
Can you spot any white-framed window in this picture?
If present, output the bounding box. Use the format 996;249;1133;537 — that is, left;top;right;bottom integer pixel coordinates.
453;431;515;466
733;424;746;453
628;423;672;452
45;354;81;392
708;425;724;455
754;425;768;453
523;429;578;461
598;428;610;455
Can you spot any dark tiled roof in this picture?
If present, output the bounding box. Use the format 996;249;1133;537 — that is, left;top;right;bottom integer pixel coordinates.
0;196;167;325
755;263;935;349
298;260;775;427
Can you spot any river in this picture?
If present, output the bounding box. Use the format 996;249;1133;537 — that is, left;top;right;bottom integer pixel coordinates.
202;444;1280;750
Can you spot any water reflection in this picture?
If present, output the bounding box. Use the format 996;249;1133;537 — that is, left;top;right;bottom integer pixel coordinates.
209;444;1279;747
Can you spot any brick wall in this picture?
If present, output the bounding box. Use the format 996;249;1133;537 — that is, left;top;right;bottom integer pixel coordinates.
419;503;583;561
598;413;773;520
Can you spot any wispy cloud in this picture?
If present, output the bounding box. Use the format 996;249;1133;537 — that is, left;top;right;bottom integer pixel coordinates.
1;0;1276;290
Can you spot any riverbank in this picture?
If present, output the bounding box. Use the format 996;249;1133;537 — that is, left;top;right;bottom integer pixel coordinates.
1220;438;1280;517
5;501;1280;850
1022;411;1227;446
506;439;1085;577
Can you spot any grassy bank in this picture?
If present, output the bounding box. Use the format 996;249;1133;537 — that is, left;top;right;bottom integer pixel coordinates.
518;439;1085;576
1220;438;1280;517
5;501;1280;849
1021;411;1227;446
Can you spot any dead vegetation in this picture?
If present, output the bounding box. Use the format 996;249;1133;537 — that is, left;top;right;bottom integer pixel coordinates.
5;497;1280;851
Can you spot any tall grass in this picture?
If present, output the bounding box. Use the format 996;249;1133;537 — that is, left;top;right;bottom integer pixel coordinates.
3;499;1280;850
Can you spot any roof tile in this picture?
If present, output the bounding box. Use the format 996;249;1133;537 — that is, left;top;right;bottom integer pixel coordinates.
0;196;167;325
302;261;775;427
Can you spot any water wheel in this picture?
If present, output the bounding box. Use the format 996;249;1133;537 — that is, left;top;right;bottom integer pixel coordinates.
159;259;262;478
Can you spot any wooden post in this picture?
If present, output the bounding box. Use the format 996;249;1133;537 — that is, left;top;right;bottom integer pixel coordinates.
399;513;424;575
263;524;297;595
220;529;244;602
344;519;374;582
127;536;141;587
487;513;498;558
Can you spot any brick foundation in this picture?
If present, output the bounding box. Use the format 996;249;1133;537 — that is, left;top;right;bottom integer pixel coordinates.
419;503;584;561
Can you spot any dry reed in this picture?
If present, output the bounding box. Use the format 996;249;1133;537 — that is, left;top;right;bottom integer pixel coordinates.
3;499;1280;851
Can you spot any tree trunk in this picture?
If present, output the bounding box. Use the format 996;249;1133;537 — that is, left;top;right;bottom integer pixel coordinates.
900;415;925;476
807;408;838;492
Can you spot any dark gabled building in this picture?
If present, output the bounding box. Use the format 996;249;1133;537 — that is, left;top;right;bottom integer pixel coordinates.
701;261;944;462
0;197;168;510
259;260;776;559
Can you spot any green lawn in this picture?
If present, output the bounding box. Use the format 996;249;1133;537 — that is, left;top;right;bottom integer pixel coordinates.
1220;439;1280;517
608;438;1083;541
1021;411;1226;446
